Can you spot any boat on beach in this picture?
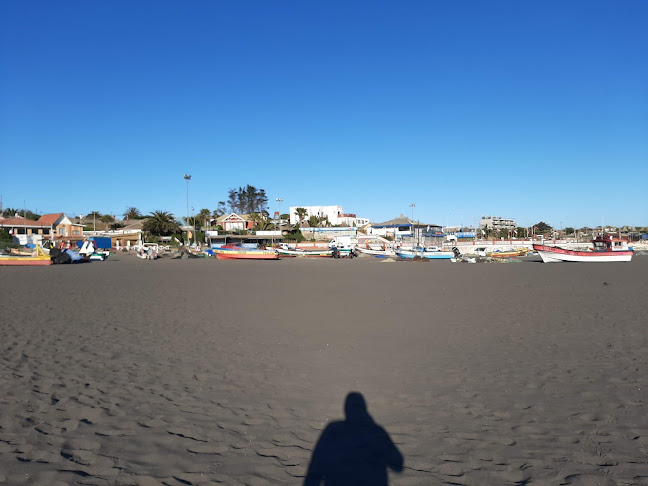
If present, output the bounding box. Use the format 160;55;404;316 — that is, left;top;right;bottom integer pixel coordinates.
210;244;279;260
487;249;528;259
533;236;633;263
355;246;396;257
275;244;332;257
394;246;454;260
0;245;52;266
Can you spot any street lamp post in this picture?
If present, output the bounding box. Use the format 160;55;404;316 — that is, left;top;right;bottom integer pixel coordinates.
409;203;416;244
275;197;283;232
184;174;191;245
272;197;283;243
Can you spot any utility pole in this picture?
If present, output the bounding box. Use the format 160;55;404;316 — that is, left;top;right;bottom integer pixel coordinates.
184;174;191;245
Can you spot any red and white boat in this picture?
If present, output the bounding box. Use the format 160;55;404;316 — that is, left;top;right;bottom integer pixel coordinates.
210;244;279;260
533;236;633;263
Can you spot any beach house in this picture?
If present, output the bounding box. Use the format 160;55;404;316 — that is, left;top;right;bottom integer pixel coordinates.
0;216;51;244
215;213;255;232
38;213;84;239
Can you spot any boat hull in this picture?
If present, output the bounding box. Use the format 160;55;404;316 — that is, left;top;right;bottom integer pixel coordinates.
213;249;279;260
395;249;453;259
276;249;332;257
0;257;52;266
355;247;396;257
487;251;526;259
533;244;633;263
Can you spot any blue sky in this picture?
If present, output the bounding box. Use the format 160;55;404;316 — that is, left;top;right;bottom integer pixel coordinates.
1;1;646;228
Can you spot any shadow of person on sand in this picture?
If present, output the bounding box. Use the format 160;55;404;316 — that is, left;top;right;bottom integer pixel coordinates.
303;392;403;486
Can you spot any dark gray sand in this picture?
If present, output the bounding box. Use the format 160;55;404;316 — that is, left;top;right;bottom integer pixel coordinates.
1;255;647;485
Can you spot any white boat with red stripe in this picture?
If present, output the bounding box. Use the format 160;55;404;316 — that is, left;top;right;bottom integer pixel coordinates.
533;235;633;263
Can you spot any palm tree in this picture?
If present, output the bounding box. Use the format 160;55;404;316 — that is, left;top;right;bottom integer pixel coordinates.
198;208;211;227
143;211;180;236
295;207;308;226
248;212;272;230
123;207;142;220
2;207;20;217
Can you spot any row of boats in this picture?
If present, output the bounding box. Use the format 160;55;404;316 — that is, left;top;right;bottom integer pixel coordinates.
207;235;634;263
0;235;634;265
203;235;633;262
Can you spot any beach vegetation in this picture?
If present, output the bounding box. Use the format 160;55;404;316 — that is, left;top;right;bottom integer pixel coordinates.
143;211;181;236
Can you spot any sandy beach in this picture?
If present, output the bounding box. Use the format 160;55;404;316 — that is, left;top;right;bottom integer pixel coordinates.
1;254;647;485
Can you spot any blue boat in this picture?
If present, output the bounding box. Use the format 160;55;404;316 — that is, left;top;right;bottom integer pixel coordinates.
394;247;454;259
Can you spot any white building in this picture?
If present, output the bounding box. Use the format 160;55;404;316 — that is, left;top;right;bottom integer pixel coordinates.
480;215;517;231
289;205;369;227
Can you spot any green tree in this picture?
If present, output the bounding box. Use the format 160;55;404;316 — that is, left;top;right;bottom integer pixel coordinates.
101;214;115;223
2;207;20;218
534;221;552;234
143;211;181;236
307;215;321;227
227;185;268;214
564;227;575;235
213;202;227;218
294;207;308;225
87;211;102;221
123;207;142;220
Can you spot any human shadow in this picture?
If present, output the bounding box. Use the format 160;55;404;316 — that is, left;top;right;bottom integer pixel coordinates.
303;392;404;486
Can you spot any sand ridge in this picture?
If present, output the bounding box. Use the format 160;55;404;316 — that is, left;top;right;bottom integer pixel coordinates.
1;255;647;485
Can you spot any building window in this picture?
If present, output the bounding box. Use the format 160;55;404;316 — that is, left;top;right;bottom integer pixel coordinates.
73;230;80;235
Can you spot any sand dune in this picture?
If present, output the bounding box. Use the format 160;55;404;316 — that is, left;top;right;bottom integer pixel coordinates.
1;255;647;485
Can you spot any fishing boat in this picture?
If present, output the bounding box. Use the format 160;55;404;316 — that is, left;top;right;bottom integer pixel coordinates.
211;244;279;260
355;246;396;257
533;236;633;263
394;247;454;260
0;245;52;266
276;247;332;257
487;249;528;259
355;242;396;257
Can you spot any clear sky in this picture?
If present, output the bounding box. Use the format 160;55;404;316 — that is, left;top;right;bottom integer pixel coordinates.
1;1;646;228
